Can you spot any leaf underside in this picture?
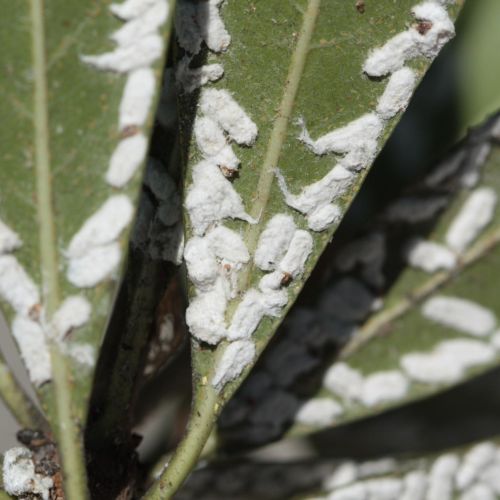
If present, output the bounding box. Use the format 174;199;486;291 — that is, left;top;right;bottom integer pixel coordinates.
216;112;500;450
176;437;500;500
0;0;169;433
183;0;464;414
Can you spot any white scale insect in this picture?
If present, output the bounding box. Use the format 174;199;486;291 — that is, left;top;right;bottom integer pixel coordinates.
0;0;172;387
75;0;171;288
277;1;454;233
190;0;457;390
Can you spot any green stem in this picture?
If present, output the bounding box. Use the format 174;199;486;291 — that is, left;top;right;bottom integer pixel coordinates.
0;355;46;430
144;385;218;500
49;344;89;499
30;1;88;497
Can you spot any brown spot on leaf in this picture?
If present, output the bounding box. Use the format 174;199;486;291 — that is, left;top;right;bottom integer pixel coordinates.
220;165;237;178
355;0;365;14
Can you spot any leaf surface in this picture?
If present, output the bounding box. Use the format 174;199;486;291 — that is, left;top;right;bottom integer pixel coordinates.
174;438;500;500
185;0;464;408
0;0;173;493
146;0;464;495
215;113;500;449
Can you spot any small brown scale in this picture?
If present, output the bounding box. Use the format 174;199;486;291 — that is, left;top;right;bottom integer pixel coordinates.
17;430;64;500
355;0;366;14
416;20;433;35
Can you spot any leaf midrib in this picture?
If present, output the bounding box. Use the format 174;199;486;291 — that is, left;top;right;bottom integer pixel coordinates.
341;225;500;358
31;0;60;314
239;0;321;291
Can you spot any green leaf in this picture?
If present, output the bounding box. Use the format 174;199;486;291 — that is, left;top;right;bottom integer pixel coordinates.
173;438;500;500
216;112;500;448
0;0;173;495
147;0;464;496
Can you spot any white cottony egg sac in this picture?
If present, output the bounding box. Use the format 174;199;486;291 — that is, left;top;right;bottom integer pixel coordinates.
401;339;495;384
184;236;219;292
254;214;296;271
185;161;256;235
455;442;497;490
205;225;250;264
212;340;255;389
278;230;314;279
363;1;454;77
76;0;170;291
110;0;169;48
226;289;268;341
194;115;228;157
405;238;457;273
198;0;232;53
323;462;358;491
400;471;427;500
295;398;343;427
194;115;240;170
0;256;40;318
81;34;164;73
276;165;353;218
298;113;383;158
106;134;148;188
375;67;417;120
422;295;496;336
226;288;288;341
323;362;364;402
51;296;92;341
67;195;134;259
360;371;409;407
184;227;250;293
199;89;258;146
426;454;459;500
119;68;155;131
185;279;227;345
2;447;53;500
307;203;342;232
12;316;51;387
445;187;497;253
110;0;161;21
0;218;22;254
67;242;122;288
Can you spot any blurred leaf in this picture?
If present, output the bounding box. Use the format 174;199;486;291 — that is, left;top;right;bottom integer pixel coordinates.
216;112;500;449
174;438;500;500
458;0;500;129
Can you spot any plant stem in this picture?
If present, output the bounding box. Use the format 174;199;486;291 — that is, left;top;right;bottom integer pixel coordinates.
31;1;89;497
0;355;46;430
144;385;218;500
49;344;89;499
